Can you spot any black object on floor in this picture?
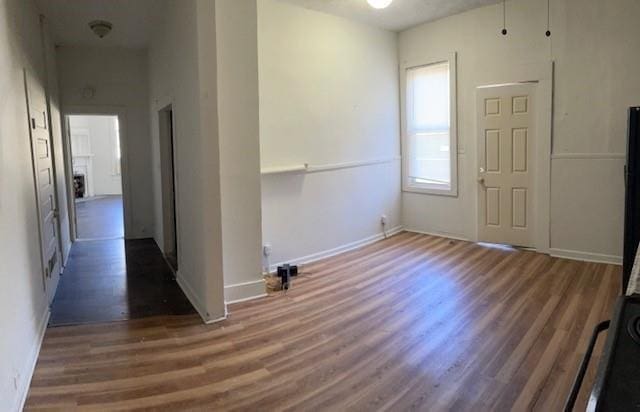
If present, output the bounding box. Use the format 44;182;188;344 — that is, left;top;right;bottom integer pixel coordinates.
49;238;195;326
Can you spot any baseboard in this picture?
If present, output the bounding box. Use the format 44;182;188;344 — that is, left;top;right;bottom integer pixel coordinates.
549;248;622;265
268;226;404;273
15;306;50;412
224;279;267;304
175;273;226;324
403;229;622;266
403;228;470;242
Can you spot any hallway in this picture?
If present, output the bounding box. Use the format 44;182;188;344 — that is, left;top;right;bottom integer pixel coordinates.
49;239;195;326
75;195;124;239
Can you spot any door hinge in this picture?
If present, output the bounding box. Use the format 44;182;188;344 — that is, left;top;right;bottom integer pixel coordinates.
31;117;36;129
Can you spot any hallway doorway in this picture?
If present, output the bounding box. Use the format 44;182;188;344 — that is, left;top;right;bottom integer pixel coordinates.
158;105;179;272
68;115;125;240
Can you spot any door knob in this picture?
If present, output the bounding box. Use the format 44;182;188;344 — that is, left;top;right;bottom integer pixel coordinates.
477;177;485;184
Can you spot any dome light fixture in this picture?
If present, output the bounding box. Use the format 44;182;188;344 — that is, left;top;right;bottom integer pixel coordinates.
367;0;393;9
88;20;113;39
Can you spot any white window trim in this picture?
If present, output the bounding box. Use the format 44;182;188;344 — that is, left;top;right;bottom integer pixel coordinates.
400;52;458;196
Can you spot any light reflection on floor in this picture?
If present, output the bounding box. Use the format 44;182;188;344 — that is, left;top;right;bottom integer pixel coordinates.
476;242;517;251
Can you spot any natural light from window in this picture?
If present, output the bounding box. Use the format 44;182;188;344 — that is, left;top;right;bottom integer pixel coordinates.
406;61;451;191
114;117;121;175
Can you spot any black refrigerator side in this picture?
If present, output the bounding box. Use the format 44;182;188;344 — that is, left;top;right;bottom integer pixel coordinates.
623;106;640;293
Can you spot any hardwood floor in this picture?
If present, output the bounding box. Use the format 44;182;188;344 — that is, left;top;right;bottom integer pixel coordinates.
25;232;620;411
75;195;124;240
49;238;195;326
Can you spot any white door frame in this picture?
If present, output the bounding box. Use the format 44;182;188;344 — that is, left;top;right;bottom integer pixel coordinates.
61;105;132;241
473;61;553;253
153;95;182;273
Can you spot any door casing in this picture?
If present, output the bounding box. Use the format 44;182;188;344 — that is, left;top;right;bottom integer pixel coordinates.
62;106;132;241
473;61;553;253
476;83;536;247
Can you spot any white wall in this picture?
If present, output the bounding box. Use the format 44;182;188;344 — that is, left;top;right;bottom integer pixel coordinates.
69;115;123;196
215;0;264;303
149;0;226;321
399;0;640;262
56;46;153;239
258;0;401;269
0;0;68;409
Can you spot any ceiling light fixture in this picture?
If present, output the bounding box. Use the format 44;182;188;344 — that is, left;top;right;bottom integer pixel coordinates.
88;20;113;38
367;0;393;9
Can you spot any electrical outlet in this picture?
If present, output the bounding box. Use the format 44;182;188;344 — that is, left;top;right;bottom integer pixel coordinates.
263;243;272;257
380;215;388;226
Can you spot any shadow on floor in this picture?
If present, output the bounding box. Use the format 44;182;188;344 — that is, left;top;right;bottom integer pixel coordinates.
49;238;195;326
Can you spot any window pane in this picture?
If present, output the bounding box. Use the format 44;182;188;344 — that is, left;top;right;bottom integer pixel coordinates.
406;61;451;188
408;132;450;187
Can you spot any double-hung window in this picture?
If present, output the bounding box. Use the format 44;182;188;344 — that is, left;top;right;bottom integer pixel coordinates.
403;54;457;195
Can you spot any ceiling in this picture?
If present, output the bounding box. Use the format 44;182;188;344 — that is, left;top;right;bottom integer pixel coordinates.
35;0;165;48
35;0;502;49
278;0;502;32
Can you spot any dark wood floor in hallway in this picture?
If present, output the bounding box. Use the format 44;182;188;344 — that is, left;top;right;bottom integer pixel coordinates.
75;195;124;240
49;238;195;326
26;232;620;411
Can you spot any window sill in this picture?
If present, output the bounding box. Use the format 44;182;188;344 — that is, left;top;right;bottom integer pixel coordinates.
402;184;458;197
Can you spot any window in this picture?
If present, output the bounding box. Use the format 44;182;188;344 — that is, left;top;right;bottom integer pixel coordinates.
403;54;457;195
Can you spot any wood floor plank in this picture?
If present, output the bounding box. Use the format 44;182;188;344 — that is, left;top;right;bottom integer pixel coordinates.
25;232;620;411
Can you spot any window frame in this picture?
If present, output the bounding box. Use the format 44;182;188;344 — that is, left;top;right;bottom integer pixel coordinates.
401;52;458;196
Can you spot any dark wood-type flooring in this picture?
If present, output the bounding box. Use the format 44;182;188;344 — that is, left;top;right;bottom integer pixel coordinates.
49;238;195;326
27;232;620;410
75;195;124;239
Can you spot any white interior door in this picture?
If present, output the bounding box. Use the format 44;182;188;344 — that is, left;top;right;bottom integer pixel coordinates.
25;69;61;304
477;83;535;247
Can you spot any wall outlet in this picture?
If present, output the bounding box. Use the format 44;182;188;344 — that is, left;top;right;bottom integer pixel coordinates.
380;215;388;226
263;243;272;257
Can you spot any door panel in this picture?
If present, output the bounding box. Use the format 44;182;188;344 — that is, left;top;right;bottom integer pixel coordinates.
485;130;501;172
25;69;61;304
477;83;535;247
486;187;501;226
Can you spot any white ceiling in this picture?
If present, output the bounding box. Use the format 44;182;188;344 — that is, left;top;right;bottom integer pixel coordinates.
35;0;165;48
35;0;501;49
278;0;502;32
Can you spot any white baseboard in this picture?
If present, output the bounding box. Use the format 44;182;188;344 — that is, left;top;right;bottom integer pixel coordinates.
549;248;622;265
268;226;404;273
224;279;267;304
176;273;227;324
403;227;470;242
404;229;622;266
15;306;50;412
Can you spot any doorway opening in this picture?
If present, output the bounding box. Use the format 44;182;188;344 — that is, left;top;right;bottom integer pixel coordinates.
68;115;124;240
158;105;179;272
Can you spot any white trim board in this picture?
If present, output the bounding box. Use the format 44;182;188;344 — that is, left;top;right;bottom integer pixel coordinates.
549;248;622;266
268;226;404;273
261;156;400;176
406;228;622;266
16;307;50;412
551;153;625;160
403;228;470;242
224;279;267;304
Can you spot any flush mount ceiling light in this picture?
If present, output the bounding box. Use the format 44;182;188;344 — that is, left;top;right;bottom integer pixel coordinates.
367;0;393;9
88;20;113;38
